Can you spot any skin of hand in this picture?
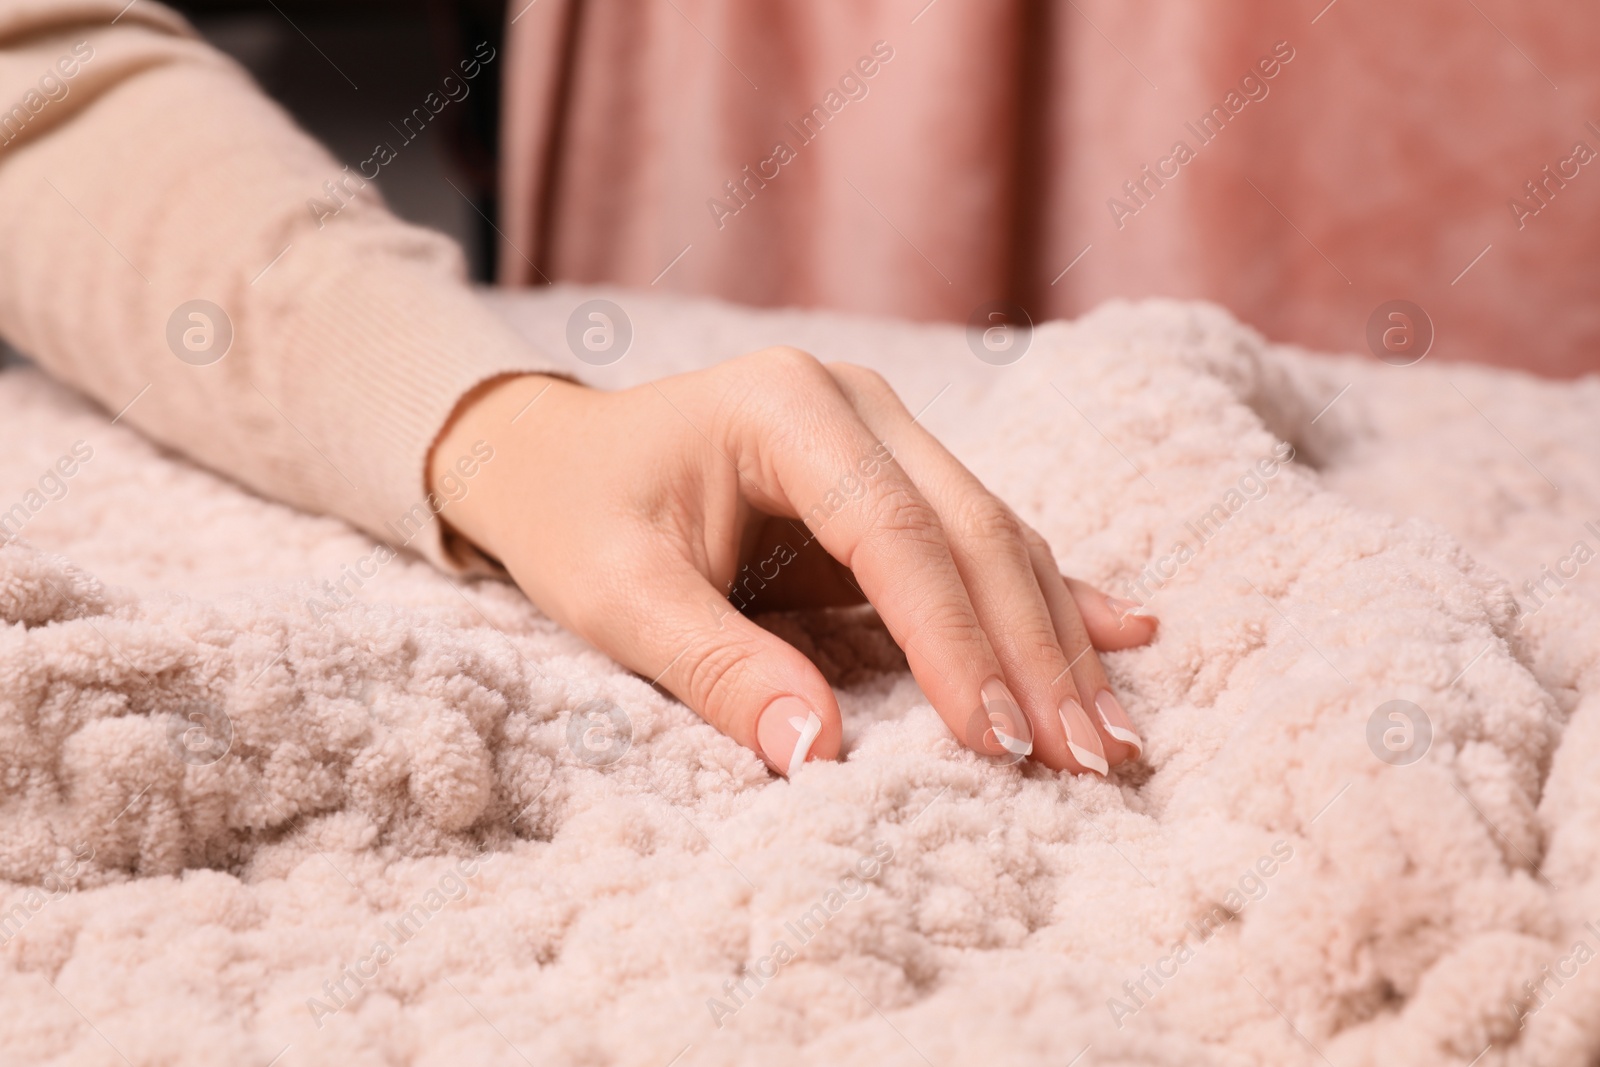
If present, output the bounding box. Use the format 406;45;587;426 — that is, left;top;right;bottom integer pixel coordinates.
428;347;1157;778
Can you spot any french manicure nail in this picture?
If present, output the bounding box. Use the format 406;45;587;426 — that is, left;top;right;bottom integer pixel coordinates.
981;677;1032;757
1094;690;1143;759
1107;595;1158;621
757;696;823;777
1058;696;1108;775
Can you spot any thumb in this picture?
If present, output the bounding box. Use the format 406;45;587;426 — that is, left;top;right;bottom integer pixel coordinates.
606;561;843;777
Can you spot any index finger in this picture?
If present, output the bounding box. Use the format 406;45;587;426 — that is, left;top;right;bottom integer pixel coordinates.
707;350;1030;759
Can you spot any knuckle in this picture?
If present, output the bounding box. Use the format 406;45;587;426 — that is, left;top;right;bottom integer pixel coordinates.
826;364;911;421
825;362;894;397
1024;627;1075;675
906;602;989;657
750;345;826;382
677;633;764;731
1019;522;1053;557
869;484;944;543
710;347;828;442
725;347;835;424
1011;622;1067;666
956;496;1024;548
1017;639;1075;691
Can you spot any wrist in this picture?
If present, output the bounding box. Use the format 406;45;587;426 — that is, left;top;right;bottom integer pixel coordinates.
427;372;580;559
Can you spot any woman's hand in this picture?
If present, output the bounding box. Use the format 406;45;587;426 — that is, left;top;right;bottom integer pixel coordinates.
429;348;1156;777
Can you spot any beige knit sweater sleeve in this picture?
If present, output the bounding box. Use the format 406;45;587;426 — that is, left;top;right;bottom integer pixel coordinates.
0;0;552;570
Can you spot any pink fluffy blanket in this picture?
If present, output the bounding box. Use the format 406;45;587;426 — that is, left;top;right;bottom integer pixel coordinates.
2;289;1599;1066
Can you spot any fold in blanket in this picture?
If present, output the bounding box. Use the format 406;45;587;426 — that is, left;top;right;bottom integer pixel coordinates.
1;290;1598;1066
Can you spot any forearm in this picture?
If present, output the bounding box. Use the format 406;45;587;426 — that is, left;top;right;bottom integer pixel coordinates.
0;1;551;569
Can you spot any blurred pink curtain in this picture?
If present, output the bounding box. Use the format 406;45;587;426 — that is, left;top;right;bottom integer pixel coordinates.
500;0;1600;377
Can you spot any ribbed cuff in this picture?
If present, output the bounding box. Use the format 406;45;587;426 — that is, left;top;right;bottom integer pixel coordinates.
263;253;553;573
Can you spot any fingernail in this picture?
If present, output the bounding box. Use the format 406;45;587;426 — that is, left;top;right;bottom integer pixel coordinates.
981;677;1032;757
1094;689;1143;759
1058;696;1108;775
1107;595;1158;622
757;696;824;777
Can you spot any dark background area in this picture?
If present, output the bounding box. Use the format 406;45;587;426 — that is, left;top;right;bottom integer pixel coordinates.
169;0;508;281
